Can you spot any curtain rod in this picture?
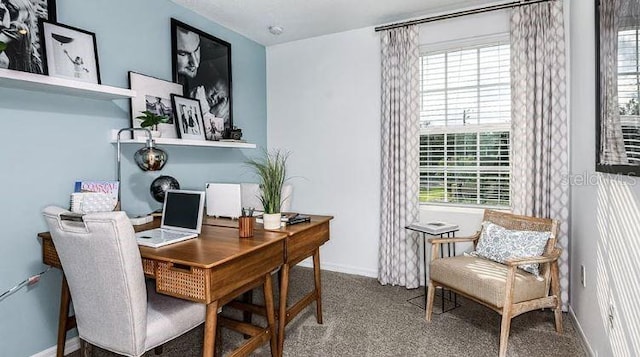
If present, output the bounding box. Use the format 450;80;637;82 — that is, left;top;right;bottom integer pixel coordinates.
374;0;552;32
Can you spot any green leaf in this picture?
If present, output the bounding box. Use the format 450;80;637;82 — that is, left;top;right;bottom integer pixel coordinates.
245;149;290;214
136;110;168;128
0;41;6;52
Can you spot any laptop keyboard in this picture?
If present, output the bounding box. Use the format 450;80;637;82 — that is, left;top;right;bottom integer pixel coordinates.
160;230;189;241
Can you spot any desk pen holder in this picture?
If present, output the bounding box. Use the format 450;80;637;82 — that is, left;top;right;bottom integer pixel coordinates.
238;216;255;238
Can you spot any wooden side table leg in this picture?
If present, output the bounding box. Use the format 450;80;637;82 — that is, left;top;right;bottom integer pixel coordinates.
277;263;290;357
313;248;323;324
203;301;219;357
56;276;71;357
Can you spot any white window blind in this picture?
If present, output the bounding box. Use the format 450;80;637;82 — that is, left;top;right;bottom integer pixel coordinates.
420;40;511;207
618;28;640;164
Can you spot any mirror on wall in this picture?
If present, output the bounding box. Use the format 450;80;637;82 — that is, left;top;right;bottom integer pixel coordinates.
596;0;640;174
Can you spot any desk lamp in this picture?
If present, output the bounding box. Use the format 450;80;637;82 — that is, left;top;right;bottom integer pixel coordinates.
116;128;168;204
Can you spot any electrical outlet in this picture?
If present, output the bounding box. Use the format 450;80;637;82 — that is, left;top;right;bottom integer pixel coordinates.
581;265;586;287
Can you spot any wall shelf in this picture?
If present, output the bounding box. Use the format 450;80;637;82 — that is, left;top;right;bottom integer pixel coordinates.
0;68;136;100
113;136;257;149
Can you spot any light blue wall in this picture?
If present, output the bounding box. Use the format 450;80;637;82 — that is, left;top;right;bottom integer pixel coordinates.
0;0;266;355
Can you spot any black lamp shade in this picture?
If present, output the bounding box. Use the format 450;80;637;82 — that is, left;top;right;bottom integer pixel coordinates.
134;146;168;171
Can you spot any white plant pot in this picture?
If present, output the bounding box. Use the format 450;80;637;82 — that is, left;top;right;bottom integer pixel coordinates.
263;213;281;230
149;130;162;138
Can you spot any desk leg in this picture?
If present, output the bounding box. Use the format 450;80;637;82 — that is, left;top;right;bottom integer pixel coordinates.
56;276;71;357
241;290;253;339
313;249;323;324
263;273;278;357
203;301;219;357
277;263;290;357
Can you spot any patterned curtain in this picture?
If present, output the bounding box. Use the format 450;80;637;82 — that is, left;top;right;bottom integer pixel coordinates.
378;26;420;289
510;1;570;310
600;0;629;164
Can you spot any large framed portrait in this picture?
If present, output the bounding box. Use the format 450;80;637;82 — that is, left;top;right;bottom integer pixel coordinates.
171;18;232;141
128;71;183;139
171;94;206;141
40;21;100;83
0;0;56;74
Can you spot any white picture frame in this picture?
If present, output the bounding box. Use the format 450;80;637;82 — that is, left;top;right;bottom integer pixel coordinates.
128;72;182;139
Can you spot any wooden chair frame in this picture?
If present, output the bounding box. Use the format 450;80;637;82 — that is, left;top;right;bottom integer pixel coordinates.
425;210;563;357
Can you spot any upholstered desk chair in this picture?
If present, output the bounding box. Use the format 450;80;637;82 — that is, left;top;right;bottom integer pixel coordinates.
425;210;562;357
42;206;205;356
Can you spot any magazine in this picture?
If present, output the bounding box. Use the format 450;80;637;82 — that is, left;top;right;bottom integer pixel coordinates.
74;180;119;202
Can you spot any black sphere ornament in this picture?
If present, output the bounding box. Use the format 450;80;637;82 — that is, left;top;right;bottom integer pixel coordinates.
150;175;180;203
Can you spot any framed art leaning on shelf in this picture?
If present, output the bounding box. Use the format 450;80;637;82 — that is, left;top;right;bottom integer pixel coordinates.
129;71;182;139
171;18;232;140
40;21;100;84
171;94;206;141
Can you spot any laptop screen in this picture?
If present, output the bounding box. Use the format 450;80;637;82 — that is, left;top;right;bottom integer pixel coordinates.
161;190;205;233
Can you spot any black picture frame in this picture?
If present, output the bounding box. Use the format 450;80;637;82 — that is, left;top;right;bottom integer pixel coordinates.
171;18;232;141
595;0;640;175
171;94;206;141
0;0;56;74
39;20;101;84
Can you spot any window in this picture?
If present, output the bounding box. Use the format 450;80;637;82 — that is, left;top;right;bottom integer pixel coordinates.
618;28;640;164
419;39;511;207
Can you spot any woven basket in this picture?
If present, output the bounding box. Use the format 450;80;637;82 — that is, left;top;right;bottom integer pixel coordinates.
155;261;207;302
43;239;62;268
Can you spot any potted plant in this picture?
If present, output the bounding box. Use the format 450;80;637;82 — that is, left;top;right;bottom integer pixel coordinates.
246;149;289;230
136;110;168;138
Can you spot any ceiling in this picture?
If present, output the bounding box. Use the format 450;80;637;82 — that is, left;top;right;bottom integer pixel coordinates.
171;0;499;46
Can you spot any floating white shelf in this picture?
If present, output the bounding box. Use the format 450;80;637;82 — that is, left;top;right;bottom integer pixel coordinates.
113;136;257;149
0;68;136;100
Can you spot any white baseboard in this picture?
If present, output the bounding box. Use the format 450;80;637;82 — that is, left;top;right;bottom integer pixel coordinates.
297;259;378;278
31;336;80;357
569;305;595;357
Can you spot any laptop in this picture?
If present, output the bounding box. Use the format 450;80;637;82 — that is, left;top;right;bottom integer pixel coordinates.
136;189;205;248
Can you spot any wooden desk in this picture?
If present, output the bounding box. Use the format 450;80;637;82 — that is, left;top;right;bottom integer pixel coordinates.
203;215;333;355
39;221;288;357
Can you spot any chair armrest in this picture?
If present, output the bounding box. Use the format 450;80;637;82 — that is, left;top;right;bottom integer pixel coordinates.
505;248;562;266
428;231;480;245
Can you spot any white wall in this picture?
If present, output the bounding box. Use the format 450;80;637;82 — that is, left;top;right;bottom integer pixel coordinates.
266;11;509;278
570;1;640;356
267;27;382;276
269;1;640;355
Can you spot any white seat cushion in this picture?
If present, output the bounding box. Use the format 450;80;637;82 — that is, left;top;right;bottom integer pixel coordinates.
430;256;547;308
144;280;206;351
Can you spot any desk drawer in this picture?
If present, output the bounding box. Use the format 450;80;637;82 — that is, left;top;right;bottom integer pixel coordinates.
142;259;156;277
287;222;330;263
42;238;62;268
156;262;207;303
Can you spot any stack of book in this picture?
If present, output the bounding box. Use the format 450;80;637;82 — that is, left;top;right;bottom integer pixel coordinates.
406;221;459;235
282;213;311;225
256;213;311;226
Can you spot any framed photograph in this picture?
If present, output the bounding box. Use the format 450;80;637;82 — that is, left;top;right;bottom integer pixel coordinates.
0;0;56;74
171;94;206;141
171;18;232;141
129;71;183;139
40;21;100;83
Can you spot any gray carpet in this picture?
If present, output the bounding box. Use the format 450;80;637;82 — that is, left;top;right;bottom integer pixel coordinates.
71;266;587;357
